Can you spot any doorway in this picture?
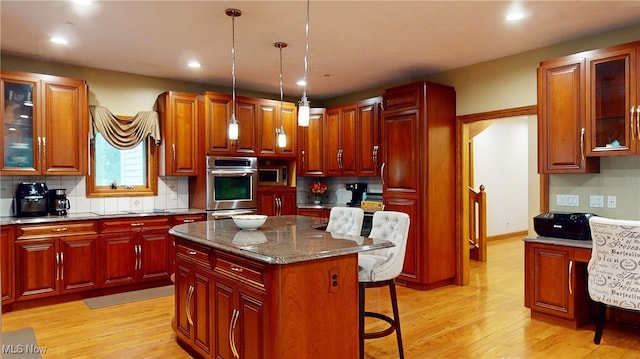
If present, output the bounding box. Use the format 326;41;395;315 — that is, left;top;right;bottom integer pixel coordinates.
455;105;540;285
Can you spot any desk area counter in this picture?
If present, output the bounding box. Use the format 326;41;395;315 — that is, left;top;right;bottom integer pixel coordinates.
169;215;392;264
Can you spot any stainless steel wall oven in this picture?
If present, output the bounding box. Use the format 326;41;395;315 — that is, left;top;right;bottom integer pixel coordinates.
206;156;258;217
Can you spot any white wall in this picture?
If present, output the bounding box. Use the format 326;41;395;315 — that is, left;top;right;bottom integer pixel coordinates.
473;116;529;236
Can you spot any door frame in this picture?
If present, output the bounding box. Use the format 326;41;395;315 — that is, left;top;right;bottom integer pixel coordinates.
455;105;545;285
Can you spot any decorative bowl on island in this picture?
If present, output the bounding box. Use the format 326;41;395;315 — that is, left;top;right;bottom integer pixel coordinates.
232;215;267;230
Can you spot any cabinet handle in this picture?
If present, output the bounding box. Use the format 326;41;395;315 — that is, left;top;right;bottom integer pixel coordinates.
636;105;640;140
301;150;305;168
183;219;195;223
631;106;636;140
130;222;144;227
172;143;176;166
137;244;142;271
186;285;194;326
381;162;386;187
580;128;585;160
134;245;139;270
56;253;60;281
53;227;68;232
41;137;47;167
60;252;64;281
372;145;379;169
230;265;244;273
186;249;197;255
229;309;240;359
568;260;573;295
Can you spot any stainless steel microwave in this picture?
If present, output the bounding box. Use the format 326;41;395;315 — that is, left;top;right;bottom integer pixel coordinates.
258;165;288;186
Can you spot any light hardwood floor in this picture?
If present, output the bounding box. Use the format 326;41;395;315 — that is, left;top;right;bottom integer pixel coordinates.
2;237;639;358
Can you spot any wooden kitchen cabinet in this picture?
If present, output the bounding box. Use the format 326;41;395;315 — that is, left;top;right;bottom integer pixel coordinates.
98;217;171;287
538;55;600;173
296;207;329;219
257;187;296;216
1;70;89;175
212;254;266;359
356;98;381;176
524;241;592;328
381;81;456;290
585;41;640;156
202;92;258;156
1;225;15;305
297;108;326;177
256;99;297;158
157;91;200;176
325;104;358;176
174;240;214;359
15;221;98;301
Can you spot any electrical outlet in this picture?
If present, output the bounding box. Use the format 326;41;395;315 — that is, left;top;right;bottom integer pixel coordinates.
556;194;579;207
328;268;339;293
589;195;604;208
607;196;617;208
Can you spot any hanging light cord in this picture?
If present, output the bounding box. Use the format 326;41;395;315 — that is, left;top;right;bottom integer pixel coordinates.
279;44;284;125
302;0;309;98
231;13;237;118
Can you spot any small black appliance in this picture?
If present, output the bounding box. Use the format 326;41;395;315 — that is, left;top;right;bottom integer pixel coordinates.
15;182;49;217
346;183;368;207
48;188;70;216
533;212;596;240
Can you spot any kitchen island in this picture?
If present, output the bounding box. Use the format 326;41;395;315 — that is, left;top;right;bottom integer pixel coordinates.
169;215;393;359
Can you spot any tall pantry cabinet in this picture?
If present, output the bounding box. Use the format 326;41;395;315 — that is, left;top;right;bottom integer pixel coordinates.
381;81;457;290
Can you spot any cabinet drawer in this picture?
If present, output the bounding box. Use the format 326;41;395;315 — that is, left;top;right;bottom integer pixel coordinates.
176;241;212;270
213;251;265;290
100;217;171;233
17;221;98;239
173;213;206;224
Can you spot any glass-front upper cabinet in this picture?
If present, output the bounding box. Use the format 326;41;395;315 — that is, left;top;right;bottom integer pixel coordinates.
586;44;639;156
2;75;38;173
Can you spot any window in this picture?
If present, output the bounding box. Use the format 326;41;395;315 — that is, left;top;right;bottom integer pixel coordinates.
87;119;158;197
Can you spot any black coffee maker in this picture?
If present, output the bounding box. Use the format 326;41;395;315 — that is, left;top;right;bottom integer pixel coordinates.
49;188;70;216
346;183;368;207
15;182;49;217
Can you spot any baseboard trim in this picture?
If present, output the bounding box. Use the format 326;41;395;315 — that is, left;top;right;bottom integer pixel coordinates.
487;230;528;242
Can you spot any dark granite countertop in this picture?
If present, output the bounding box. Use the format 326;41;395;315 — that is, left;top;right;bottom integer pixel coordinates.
169;215;393;265
0;209;206;226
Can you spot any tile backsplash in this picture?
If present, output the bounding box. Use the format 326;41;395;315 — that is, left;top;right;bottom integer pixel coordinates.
0;175;189;217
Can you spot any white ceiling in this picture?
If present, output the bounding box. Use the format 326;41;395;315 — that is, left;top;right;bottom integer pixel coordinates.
2;1;640;100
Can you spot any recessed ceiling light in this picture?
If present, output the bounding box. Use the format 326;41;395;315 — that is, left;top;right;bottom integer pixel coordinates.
188;61;201;68
50;36;69;45
506;12;525;21
296;79;306;86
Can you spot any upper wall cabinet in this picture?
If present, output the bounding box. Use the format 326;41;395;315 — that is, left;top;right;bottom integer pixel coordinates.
1;70;88;176
202;92;258;157
325;104;358;176
157;91;200;176
297;108;326;177
538;55;600;174
585;42;640;156
256;99;297;158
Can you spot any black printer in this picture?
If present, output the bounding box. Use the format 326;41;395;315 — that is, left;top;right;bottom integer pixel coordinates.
533;212;596;240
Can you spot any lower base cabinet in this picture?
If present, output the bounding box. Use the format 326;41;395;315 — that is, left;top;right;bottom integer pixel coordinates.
1;226;15;304
15;221;98;301
174;237;359;359
99;217;171;287
524;241;593;328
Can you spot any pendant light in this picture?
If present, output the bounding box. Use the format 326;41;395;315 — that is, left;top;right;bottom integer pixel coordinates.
275;42;287;148
297;0;310;127
226;8;241;141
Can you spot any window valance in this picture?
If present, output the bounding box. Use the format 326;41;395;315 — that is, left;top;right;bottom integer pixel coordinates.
89;106;161;150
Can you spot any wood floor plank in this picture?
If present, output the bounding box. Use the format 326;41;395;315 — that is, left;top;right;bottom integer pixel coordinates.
2;237;639;358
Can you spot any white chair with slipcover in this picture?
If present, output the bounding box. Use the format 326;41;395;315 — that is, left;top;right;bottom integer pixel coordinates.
587;216;640;344
325;206;365;236
358;211;410;359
